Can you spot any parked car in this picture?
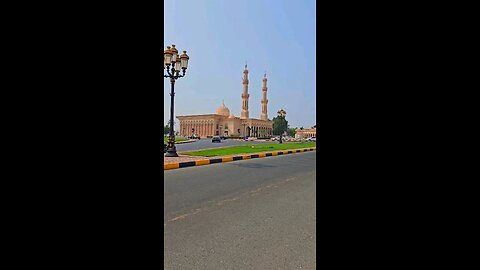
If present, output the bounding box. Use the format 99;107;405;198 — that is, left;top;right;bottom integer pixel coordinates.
190;135;201;140
212;136;221;143
308;137;316;142
220;135;226;140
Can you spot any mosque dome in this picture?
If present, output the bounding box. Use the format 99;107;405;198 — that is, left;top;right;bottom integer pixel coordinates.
228;113;235;119
215;100;230;117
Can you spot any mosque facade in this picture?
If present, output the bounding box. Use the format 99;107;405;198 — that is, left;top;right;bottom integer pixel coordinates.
176;64;273;138
294;128;316;139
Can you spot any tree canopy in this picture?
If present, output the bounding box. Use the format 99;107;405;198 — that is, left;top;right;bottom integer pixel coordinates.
272;115;288;135
287;128;296;137
164;120;172;134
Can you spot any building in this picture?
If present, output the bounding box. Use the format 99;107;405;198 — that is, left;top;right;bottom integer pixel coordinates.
295;128;316;139
177;64;273;138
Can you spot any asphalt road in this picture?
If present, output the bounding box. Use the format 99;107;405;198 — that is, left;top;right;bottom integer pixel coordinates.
164;151;316;269
175;138;277;152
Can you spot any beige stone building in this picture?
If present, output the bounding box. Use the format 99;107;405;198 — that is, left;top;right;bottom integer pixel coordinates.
295;128;316;139
177;65;273;138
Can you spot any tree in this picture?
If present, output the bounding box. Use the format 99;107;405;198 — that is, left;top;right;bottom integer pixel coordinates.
164;120;172;134
272;116;288;136
287;127;296;137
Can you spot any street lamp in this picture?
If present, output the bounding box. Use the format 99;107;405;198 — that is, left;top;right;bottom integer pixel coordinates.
277;109;286;144
164;44;190;157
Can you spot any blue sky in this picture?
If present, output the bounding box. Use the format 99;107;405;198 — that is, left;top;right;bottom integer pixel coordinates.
164;0;316;129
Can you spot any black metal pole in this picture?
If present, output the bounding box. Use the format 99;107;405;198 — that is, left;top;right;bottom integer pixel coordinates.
279;116;282;144
165;77;178;157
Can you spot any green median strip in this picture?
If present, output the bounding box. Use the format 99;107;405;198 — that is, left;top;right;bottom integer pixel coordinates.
164;137;187;143
181;142;316;157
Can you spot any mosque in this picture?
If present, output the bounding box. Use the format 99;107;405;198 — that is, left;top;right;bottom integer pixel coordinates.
177;64;273;138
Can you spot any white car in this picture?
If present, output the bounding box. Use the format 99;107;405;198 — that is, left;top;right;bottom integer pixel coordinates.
308;137;316;142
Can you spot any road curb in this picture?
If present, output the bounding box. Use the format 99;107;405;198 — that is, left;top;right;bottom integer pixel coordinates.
164;147;316;170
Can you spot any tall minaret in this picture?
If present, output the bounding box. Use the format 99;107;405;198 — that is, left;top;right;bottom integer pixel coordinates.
241;63;250;119
260;72;269;120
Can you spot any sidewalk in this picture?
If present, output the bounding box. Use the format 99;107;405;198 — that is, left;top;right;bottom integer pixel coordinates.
164;154;210;165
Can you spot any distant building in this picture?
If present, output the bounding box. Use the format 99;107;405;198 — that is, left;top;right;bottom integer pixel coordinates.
295;128;316;139
177;64;273;138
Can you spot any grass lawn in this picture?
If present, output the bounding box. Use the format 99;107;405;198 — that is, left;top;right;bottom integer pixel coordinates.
182;142;316;157
163;137;187;143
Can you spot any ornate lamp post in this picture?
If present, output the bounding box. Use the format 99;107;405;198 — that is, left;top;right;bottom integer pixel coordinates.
164;44;189;157
277;109;286;144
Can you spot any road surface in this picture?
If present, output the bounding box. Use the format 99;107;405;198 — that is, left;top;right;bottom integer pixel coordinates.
164;151;316;269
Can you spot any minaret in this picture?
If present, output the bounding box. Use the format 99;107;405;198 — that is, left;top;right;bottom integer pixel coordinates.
241;63;250;119
260;72;269;120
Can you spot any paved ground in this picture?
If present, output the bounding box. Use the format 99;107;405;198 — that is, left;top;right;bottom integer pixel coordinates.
173;138;274;152
164;151;316;269
164;154;210;165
